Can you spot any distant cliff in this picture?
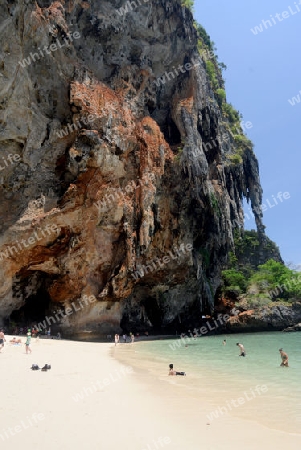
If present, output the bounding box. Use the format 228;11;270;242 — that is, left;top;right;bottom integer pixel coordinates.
226;302;301;333
233;230;283;270
0;0;272;337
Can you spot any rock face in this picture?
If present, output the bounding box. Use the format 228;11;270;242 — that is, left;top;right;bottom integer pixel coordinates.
0;0;266;337
226;302;301;333
283;324;301;332
234;231;283;270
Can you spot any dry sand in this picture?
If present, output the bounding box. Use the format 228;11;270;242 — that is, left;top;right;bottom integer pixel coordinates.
0;336;300;450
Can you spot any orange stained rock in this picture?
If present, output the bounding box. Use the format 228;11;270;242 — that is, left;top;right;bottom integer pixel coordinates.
177;96;194;114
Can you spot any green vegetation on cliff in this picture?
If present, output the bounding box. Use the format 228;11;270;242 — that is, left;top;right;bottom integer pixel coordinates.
177;2;287;311
191;12;253;165
222;230;301;306
181;0;194;10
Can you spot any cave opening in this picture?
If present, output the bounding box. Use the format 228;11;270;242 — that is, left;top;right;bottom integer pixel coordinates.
160;117;181;148
9;292;50;325
8;271;58;330
143;296;162;331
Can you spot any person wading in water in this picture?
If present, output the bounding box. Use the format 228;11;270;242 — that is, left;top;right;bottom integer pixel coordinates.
236;342;246;357
279;348;289;367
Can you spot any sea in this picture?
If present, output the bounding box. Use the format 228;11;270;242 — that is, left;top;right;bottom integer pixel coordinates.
117;332;301;434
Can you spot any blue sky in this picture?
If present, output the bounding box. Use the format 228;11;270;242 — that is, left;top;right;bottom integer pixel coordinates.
194;0;301;267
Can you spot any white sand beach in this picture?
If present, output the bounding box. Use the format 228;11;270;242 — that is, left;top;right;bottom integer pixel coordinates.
1;336;300;450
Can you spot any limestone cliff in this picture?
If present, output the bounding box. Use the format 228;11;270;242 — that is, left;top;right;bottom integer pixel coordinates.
0;0;266;337
226;302;301;333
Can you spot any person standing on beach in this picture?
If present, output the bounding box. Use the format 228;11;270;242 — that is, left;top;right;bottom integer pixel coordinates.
114;334;119;346
123;334;127;343
130;333;135;343
279;348;289;367
0;329;5;352
236;342;246;356
25;331;32;354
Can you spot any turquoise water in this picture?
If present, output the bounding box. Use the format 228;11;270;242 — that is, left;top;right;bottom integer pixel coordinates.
122;332;301;434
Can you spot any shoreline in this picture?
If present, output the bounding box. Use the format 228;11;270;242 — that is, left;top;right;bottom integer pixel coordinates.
1;335;300;449
6;327;295;343
112;339;301;447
